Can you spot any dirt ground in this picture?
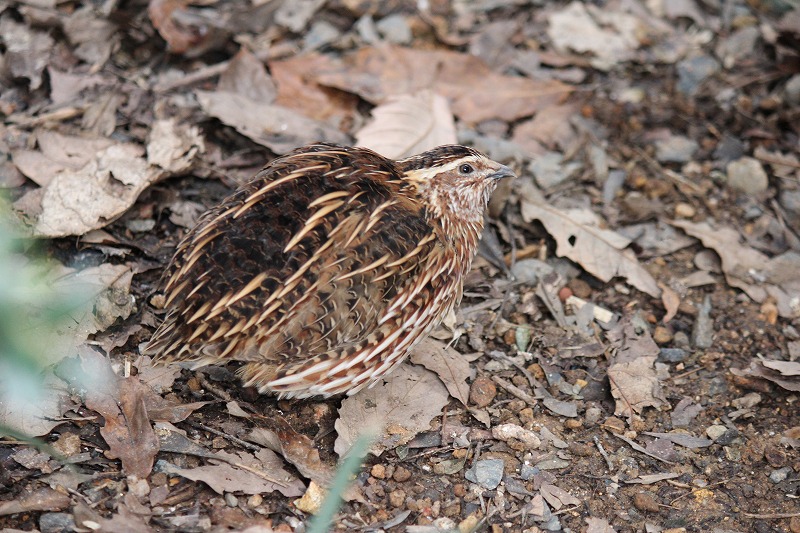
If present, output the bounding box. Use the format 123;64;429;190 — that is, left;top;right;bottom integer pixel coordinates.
1;0;799;532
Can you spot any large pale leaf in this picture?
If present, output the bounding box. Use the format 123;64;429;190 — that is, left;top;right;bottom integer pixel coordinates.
521;200;660;297
355;90;457;159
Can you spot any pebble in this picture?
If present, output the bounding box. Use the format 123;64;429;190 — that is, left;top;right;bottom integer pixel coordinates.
674;202;696;218
659;348;687;362
726;157;769;194
371;464;386;479
247;494;262;508
510;258;554;285
764;444;787;468
677;55;720;96
692;295;714;349
716;26;759;69
673;331;691;348
465;459;505;490
376;14;412;44
224;493;238;507
40;513;76;533
567;278;592;298
786;74;800;105
655;135;698;163
769;467;791;483
790;515;800;533
732;392;762;409
535;457;571;470
653;326;673;344
706;424;727;441
780;188;800;225
389;488;406;507
633;492;660;512
469;376;497;407
584;407;602;426
393;466;412;482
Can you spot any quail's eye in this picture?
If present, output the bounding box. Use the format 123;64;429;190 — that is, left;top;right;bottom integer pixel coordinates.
459;164;474;174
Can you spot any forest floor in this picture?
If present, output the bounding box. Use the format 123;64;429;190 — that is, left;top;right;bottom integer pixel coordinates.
1;0;799;532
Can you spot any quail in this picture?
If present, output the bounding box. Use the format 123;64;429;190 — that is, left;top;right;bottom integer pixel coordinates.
142;143;515;398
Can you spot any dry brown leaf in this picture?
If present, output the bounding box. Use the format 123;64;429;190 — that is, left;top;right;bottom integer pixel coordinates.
539;483;580;510
312;45;572;124
196;90;351;155
409;337;470;406
0;487;71;516
512;103;579;150
659;282;681;323
521;200;661;297
334;364;449;457
606;315;666;419
270;53;360;124
89;377;159;478
0;17;54;90
547;2;644;70
355;90;457;160
672;220;800;318
0;372;73;437
219;48;277;104
12;131;114;187
146;118;204;174
160;448;304;497
14;142;165;237
731;360;800;392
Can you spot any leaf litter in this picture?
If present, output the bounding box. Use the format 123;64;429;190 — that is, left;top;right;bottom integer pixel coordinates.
1;0;799;530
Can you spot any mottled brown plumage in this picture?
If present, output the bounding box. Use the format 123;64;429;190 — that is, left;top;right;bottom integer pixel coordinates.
142;143;514;398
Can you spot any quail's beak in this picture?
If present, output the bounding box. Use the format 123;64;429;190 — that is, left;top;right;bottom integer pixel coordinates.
490;164;516;181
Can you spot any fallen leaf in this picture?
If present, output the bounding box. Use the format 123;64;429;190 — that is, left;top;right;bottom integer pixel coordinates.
270;53;360;124
731;360;800;392
623;472;681;484
14;141;166;237
539;483;580;510
672;220;800;318
334;364;449;457
642;432;713;449
312;45;572;124
0;372;73;437
218;48;277;104
660;282;681;323
585;516;616;533
512;103;579;150
0;487;71;516
547;2;644;70
606;315;666;418
196;90;351;155
63;6;119;67
0;17;54;90
159;447;304;497
146;118;204;174
355;90;457;159
409;337;470;406
12;130;115;187
521;200;661;297
275;0;326;32
89;377;159;478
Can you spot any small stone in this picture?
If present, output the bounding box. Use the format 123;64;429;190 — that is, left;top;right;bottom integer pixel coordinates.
726;157;769;194
673;331;691;348
294;481;325;514
584;407;602;426
370;464;386;479
706;424;727;441
465;459;505;489
567;278;592;298
769;467;791;483
564;418;582;430
469;376;497;407
393;466;412;482
453;483;466;497
376;14;412;44
676;54;720;96
674;202;696;218
633;492;660;512
459;515;480;533
655;134;698;163
790;515;800;533
52;432;82;457
389;489;406;507
510;258;554;285
247;494;262;508
40;513;76;533
732;392;762;409
779;188;800;226
653;326;673;344
224;493;238;507
786;74;800;106
764;444;786;468
659;348;687;363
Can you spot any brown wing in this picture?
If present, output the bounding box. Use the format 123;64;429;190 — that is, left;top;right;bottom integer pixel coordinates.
143;144;439;387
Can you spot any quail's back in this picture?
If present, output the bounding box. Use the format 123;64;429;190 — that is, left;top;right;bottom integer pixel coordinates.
142;143;514;398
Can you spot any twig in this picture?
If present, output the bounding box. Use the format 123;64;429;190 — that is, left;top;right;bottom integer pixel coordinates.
187;421;262;453
593;436;614;471
742;511;800;519
669;477;735;505
610;432;675;465
491;376;538;407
